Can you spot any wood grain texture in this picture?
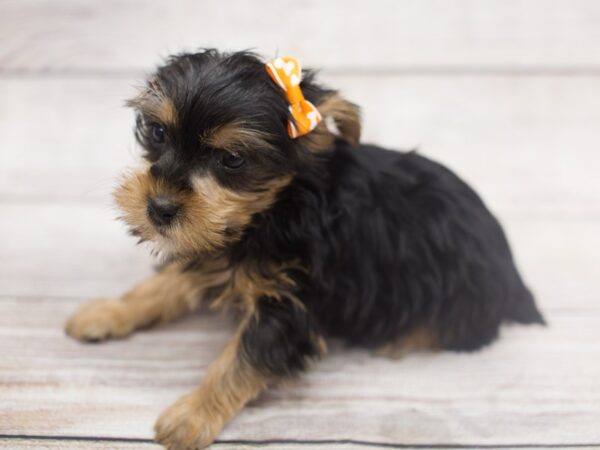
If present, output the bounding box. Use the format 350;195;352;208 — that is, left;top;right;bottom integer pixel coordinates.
2;0;600;72
1;441;593;450
0;439;415;450
0;202;152;299
0;438;161;450
0;297;597;446
1;76;599;217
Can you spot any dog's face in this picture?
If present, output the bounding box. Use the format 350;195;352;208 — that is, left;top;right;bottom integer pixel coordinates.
115;50;360;258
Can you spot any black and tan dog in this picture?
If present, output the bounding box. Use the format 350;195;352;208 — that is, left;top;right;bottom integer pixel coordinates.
65;49;544;449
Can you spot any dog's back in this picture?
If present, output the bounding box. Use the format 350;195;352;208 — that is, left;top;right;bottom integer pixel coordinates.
258;141;544;351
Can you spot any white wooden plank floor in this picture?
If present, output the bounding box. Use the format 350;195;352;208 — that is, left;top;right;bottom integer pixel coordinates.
1;1;599;449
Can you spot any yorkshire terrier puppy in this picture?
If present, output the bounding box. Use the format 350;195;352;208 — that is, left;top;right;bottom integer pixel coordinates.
66;49;544;449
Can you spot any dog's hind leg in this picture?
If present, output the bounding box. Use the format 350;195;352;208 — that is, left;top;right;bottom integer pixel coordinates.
65;259;230;342
375;324;439;359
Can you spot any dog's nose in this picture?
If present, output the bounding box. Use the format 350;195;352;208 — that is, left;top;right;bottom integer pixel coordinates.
147;196;181;226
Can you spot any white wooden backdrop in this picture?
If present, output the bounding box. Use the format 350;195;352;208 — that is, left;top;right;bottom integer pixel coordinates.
1;1;599;449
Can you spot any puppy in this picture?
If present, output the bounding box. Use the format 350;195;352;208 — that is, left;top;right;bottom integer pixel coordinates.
66;49;545;449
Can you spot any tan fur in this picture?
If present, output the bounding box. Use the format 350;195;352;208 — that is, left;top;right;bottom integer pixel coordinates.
65;256;306;447
114;167;291;257
158;97;177;127
66;257;302;342
301;93;362;152
154;278;324;449
376;325;439;359
65;260;230;341
155;321;269;450
154;262;324;450
203;121;276;151
66;247;317;449
188;175;291;246
127;80;177;127
65;298;136;341
84;78;353;448
208;259;302;313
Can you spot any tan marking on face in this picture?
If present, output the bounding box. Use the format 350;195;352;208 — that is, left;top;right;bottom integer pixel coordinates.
170;174;292;253
114;165;291;258
126;80;177;127
190;174;291;227
113;164;157;242
157;96;177;126
202;121;276;151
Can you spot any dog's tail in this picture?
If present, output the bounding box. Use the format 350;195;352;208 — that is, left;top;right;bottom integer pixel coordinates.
505;282;546;325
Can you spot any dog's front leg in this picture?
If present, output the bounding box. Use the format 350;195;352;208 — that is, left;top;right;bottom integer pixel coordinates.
155;296;325;450
65;260;229;342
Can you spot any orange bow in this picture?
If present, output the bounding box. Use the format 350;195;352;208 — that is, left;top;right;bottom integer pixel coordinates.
266;57;322;139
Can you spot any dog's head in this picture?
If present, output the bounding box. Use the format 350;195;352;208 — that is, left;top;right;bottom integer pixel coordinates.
115;49;360;258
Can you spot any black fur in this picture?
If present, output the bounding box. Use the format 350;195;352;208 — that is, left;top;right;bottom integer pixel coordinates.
234;142;544;354
134;49;544;377
132;49;306;193
241;296;322;376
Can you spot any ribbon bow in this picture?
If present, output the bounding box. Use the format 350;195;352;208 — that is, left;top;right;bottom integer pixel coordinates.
266;57;322;139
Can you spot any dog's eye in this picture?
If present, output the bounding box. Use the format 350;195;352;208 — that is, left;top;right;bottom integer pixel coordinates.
150;123;166;144
221;152;246;170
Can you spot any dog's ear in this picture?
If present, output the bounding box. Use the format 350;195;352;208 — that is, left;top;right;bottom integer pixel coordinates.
320;93;361;145
300;92;361;153
297;70;361;153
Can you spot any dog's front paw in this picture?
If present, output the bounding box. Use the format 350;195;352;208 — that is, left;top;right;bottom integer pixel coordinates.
155;393;223;450
65;299;133;342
